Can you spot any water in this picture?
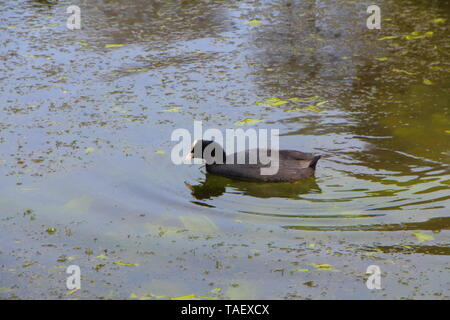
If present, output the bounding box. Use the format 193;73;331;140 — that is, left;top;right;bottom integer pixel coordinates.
0;0;449;299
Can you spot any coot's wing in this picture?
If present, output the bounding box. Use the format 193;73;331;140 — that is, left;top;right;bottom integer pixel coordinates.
278;150;315;160
226;149;313;163
225;150;267;165
280;158;314;169
225;150;314;168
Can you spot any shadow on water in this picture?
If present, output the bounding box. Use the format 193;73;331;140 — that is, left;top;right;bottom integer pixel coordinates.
186;172;321;201
30;0;58;5
27;0;59;12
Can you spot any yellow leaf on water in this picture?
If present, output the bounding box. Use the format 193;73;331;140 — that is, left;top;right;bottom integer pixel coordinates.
312;263;340;272
413;232;434;243
46;227;56;234
162;107;181;112
430;18;445;23
246;19;263;26
129;292;153;300
67;289;78;296
113;261;138;267
234;118;267;126
85;146;95;154
155;150;166;155
423;79;433;85
429;65;443;71
375;57;389;61
313;263;332;270
378;35;398;41
171;294;197;300
211;287;222;294
315;100;329;107
403;31;433;40
110;106;131;114
392;68;415;76
263;97;288;107
105;44;125;48
293;268;309;273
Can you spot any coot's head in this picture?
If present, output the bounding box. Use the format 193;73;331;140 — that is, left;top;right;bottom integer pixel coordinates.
185;140;225;164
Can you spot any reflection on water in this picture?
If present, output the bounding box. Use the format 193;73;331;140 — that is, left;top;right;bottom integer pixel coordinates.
283;216;450;231
187;173;321;200
0;0;449;299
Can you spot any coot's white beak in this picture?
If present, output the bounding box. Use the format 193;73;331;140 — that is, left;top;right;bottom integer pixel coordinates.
184;152;194;161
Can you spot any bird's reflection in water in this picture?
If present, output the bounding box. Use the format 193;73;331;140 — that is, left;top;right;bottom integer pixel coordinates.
186;173;321;201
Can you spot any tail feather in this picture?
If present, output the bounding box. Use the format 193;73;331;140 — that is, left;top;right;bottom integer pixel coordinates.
308;155;321;169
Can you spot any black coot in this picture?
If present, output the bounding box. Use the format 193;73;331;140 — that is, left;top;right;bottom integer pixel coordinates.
186;140;320;182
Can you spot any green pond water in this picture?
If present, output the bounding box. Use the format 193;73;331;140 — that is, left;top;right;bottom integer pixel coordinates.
0;0;449;299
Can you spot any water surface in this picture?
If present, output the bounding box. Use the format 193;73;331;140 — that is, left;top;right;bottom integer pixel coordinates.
0;0;449;299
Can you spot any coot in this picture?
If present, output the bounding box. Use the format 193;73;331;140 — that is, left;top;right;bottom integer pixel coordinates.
185;140;320;182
